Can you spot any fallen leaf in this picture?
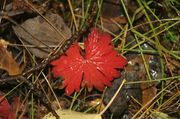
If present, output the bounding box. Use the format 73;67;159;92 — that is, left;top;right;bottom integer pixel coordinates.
13;12;71;58
0;95;28;119
51;28;127;95
101;0;127;33
141;83;157;105
103;76;129;116
12;0;32;12
138;56;157;105
43;109;102;119
0;39;21;76
165;55;180;74
0;95;13;119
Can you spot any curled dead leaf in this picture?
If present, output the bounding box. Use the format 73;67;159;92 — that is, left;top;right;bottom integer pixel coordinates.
0;39;22;76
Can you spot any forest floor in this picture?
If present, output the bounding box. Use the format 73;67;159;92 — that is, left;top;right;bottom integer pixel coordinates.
0;0;179;119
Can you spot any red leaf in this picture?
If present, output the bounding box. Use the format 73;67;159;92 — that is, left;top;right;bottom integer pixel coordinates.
0;96;28;119
8;112;15;119
0;95;13;119
51;28;127;95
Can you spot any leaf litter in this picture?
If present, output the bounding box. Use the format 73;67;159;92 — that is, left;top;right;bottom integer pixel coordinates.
0;0;179;119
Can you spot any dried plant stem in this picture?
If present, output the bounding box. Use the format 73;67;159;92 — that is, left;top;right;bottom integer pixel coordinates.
68;0;78;31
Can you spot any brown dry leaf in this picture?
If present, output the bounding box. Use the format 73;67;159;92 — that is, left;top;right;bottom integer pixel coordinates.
127;55;158;104
165;55;180;74
140;83;157;105
134;55;157;105
101;0;127;33
13;12;71;58
12;0;32;11
43;109;102;119
0;39;21;75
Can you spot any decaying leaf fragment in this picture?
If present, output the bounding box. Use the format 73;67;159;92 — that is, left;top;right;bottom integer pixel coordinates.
0;39;21;75
13;12;71;58
43;109;102;119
